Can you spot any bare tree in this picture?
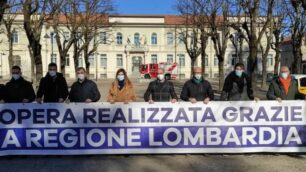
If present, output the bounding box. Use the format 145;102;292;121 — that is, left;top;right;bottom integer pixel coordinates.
259;27;272;88
195;0;231;90
68;0;112;77
0;0;8;23
232;0;275;92
176;0;204;78
2;0;20;74
286;0;306;74
22;0;57;85
271;0;286;75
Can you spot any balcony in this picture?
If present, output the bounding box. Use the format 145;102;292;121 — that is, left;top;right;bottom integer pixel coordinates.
125;44;148;53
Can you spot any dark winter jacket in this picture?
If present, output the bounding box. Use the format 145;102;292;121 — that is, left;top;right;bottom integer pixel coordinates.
267;77;304;100
69;79;101;102
144;80;178;102
4;77;36;103
220;71;254;101
36;72;69;102
0;84;5;101
180;78;214;101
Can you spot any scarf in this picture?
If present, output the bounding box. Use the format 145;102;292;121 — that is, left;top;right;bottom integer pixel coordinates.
279;76;291;95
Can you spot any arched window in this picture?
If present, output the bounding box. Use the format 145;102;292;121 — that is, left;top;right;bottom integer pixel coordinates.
167;32;173;45
116;32;123;45
151;33;157;45
134;33;140;46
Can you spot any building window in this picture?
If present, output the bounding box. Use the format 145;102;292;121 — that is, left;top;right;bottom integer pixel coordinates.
78;56;83;67
64;32;70;41
11;31;18;44
134;33;140;46
117;54;123;67
267;54;273;67
151;54;158;64
88;55;95;66
214;56;218;66
178;33;184;45
12;55;21;66
167;54;173;64
178;54;185;67
167;32;174;45
231;54;237;66
65;55;70;66
51;54;57;64
100;32;107;44
205;56;208;66
151;33;157;45
100;54;107;67
50;32;56;44
116;32;123;45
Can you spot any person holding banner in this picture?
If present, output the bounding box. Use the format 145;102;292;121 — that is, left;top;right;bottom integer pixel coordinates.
220;63;258;101
144;68;178;103
267;66;306;102
3;66;36;103
180;67;214;104
36;63;69;103
107;68;136;103
68;67;101;103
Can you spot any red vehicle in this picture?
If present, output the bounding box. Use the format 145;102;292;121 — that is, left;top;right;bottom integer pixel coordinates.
140;62;178;80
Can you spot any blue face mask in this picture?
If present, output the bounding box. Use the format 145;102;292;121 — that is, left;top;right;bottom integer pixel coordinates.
235;70;243;77
117;75;125;81
12;74;21;80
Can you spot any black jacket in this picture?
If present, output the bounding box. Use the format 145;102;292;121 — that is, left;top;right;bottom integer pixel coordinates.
4;77;36;103
0;84;5;101
180;78;214;101
69;79;101;102
267;77;303;100
220;71;254;101
144;80;178;102
37;72;69;102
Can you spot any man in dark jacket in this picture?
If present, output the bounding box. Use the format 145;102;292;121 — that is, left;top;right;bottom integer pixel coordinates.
68;67;101;103
36;63;69;103
4;66;35;103
267;66;306;102
220;63;257;101
144;68;178;103
180;67;214;104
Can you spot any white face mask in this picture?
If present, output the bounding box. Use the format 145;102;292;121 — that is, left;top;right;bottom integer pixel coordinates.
157;74;165;81
77;74;85;81
12;74;21;80
280;72;289;79
117;75;125;81
49;71;57;77
194;74;202;80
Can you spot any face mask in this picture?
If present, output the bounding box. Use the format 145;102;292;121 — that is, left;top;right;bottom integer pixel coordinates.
77;74;85;81
235;70;243;77
194;74;202;80
280;72;289;79
117;75;125;81
157;74;165;81
49;71;56;77
12;74;20;80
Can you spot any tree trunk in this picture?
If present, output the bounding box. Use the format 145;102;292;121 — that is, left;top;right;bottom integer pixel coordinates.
60;53;66;75
190;58;196;78
238;38;244;63
218;60;224;91
0;0;7;23
261;56;267;88
8;33;13;74
292;45;302;74
249;42;258;95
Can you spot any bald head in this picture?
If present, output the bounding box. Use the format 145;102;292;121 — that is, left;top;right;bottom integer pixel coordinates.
193;67;202;74
280;66;290;74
